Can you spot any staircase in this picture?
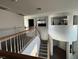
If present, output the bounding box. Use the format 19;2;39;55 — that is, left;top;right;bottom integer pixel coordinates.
39;40;48;59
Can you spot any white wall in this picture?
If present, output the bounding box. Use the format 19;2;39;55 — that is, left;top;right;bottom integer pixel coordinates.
48;11;78;59
36;16;48;40
0;9;24;37
35;16;48;40
37;27;48;40
48;11;77;41
48;26;77;42
24;16;48;40
24;10;78;59
24;16;29;30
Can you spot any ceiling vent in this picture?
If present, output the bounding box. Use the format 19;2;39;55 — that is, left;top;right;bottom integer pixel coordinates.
0;6;8;10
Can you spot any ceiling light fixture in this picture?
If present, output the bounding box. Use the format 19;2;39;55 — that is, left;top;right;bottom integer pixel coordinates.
0;6;8;10
36;8;42;11
11;0;18;2
18;13;24;16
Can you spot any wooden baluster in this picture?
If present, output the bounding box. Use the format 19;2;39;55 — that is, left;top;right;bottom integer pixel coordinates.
19;34;21;52
24;33;26;47
22;34;23;50
24;33;27;45
1;41;6;51
21;34;23;49
25;33;27;44
17;35;19;53
5;40;8;52
0;41;2;59
20;34;22;51
11;38;15;52
0;41;2;50
15;36;18;53
18;35;20;53
10;37;13;52
7;39;11;52
14;36;16;53
21;34;23;50
22;34;24;47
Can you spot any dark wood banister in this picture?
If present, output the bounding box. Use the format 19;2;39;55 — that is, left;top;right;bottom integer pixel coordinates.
0;50;43;59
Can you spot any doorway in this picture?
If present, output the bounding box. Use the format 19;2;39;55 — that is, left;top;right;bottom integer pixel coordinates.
28;19;34;27
51;39;67;59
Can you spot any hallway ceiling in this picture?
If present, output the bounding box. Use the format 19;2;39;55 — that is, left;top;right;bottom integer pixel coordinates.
0;0;78;15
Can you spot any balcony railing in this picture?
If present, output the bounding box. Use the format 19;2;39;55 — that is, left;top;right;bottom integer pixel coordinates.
0;27;47;59
0;27;41;58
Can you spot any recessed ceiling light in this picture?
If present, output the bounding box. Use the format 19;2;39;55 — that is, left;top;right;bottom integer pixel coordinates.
0;6;8;10
18;13;24;16
36;8;42;11
11;0;18;2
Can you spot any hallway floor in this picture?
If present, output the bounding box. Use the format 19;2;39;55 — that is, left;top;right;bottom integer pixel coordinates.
51;46;66;59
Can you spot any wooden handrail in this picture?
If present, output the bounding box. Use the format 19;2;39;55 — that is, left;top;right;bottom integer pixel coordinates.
0;50;43;59
0;27;34;41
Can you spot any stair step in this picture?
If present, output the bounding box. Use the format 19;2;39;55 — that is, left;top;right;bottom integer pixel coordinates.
41;40;47;43
39;52;47;57
40;49;47;51
41;43;47;45
39;52;47;55
40;44;47;47
40;50;47;53
40;47;47;50
41;40;48;42
41;42;48;44
39;56;47;59
40;45;47;47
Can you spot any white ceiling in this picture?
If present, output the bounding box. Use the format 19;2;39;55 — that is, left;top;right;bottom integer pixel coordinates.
0;0;78;15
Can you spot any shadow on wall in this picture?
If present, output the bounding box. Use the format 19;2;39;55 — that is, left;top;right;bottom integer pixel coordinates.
53;39;67;51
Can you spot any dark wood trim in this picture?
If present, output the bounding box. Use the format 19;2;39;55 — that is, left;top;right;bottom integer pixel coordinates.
0;50;43;59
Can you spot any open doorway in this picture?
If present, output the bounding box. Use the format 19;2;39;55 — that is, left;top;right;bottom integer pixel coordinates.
52;39;67;59
28;19;34;28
